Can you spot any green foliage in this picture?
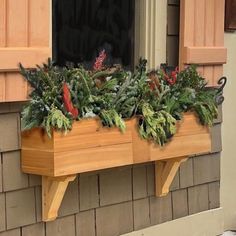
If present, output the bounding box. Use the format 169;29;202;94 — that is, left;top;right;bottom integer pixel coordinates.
139;103;176;146
20;59;225;145
100;109;126;132
43;108;72;138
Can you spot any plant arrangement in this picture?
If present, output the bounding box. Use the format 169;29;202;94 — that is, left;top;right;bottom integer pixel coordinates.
20;51;226;146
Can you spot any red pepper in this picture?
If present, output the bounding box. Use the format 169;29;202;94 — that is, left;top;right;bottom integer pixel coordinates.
62;83;79;118
163;67;178;85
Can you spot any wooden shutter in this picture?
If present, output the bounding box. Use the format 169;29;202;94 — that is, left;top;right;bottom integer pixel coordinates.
179;0;227;86
0;0;51;102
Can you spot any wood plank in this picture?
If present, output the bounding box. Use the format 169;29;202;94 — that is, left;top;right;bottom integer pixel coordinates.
204;66;214;86
5;73;28;101
29;0;50;47
6;0;28;46
179;0;226;86
155;157;186;196
42;175;76;221
22;128;54;150
132;121;150;163
213;65;224;85
0;47;51;71
21;113;211;177
183;47;227;64
179;0;195;69
175;113;210;136
0;0;7;102
194;0;205;46
54;130;132;152
181;0;194;46
0;74;6;101
54;143;133;176
214;0;225;46
150;133;211;161
205;0;215;46
53;118;133;152
204;0;215;85
0;0;6;46
21;149;54;176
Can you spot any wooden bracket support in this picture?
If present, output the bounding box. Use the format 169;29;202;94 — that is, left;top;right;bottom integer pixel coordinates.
42;175;76;222
155;157;188;197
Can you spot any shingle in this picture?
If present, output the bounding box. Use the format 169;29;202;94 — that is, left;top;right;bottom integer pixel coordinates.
99;167;132;206
29;174;41;187
79;173;99;211
6;188;36;229
167;5;180;35
0;113;20;152
211;124;222;153
0;193;6;232
172;189;188;219
193;153;220;185
180;158;194;188
170;170;180;191
209;181;220;209
46;215;76;236
76;210;95;236
188;184;209;214
0;155;2;192
150;195;172;225
35;186;42;222
167;36;179;66
133;198;150;230
22;222;45;236
147;164;155;196
0;103;25;114
59;176;79;216
168;0;180;5
96;201;133;236
133;165;147;200
2;151;28;191
214;105;222;124
0;229;21;236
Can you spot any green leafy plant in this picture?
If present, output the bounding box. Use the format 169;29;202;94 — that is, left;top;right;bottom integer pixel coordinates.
20;56;226;145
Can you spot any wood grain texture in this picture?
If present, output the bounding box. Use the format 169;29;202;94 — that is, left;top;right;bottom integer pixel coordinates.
179;0;226;85
0;0;51;102
0;48;51;71
42;175;76;221
155;157;187;197
21;113;212;177
183;47;227;65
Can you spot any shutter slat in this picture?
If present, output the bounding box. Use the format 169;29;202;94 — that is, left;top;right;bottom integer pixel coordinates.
0;0;51;102
0;48;51;71
179;0;226;86
0;0;7;46
29;0;50;46
7;0;29;46
183;47;227;65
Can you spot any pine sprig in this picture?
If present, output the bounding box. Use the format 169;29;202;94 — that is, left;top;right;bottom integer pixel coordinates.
20;59;225;145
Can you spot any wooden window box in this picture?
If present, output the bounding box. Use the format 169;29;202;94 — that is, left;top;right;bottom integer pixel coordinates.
21;112;211;221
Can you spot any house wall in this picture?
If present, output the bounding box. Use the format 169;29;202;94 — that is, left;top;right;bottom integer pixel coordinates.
166;0;179;66
0;103;222;236
0;1;224;236
221;31;236;231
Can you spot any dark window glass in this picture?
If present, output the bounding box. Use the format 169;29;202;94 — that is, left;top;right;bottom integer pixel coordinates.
53;0;135;69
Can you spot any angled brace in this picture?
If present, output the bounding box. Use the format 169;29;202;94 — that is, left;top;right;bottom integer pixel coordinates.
42;175;76;221
155;157;188;197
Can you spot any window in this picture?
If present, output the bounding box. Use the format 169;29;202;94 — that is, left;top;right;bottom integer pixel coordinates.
53;0;135;69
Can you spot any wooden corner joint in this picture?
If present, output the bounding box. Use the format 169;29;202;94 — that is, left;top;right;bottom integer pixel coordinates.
42;174;77;222
155;157;188;197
